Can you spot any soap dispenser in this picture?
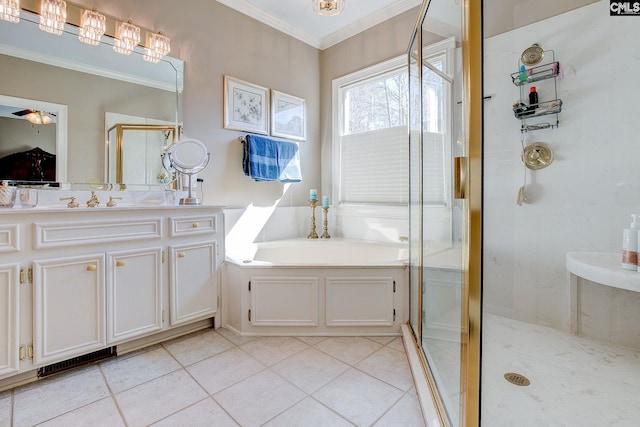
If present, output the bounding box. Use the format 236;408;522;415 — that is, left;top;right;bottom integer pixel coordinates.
622;214;640;270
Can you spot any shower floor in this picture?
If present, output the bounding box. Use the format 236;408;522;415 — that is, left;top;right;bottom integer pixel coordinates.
482;313;640;427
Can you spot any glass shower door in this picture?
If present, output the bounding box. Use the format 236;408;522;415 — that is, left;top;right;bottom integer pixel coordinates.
421;51;463;426
407;0;482;426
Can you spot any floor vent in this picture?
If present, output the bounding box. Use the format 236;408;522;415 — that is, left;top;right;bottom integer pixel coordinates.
37;347;117;378
504;372;531;386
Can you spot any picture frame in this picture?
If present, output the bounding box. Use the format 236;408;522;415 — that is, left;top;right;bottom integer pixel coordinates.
223;76;269;135
270;90;306;141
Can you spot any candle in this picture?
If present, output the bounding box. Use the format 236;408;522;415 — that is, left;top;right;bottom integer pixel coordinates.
322;195;329;208
309;189;317;201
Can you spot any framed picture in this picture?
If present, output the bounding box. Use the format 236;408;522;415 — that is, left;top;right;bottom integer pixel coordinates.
271;90;306;141
223;76;269;135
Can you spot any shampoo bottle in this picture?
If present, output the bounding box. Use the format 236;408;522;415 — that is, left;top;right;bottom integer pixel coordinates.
622;214;640;270
528;86;539;110
519;65;528;83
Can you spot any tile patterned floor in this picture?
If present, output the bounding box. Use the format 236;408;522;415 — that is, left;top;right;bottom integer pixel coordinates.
0;329;425;427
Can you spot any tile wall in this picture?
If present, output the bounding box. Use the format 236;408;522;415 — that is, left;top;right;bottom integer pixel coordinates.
484;0;640;341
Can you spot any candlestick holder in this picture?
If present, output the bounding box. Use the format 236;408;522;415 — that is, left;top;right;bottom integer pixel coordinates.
307;199;319;239
321;207;331;239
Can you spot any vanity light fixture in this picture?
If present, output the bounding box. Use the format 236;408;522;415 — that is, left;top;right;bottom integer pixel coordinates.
312;0;345;16
0;0;20;23
25;111;52;125
113;20;140;55
39;0;66;35
78;9;105;46
143;31;170;63
7;0;170;65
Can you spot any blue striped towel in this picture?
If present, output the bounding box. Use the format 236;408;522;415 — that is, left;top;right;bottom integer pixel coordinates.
242;135;302;183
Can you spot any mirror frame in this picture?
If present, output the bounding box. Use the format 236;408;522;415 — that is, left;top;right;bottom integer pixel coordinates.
107;123;178;185
0;94;67;182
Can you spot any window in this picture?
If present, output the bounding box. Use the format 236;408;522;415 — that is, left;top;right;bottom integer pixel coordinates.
334;58;408;206
333;39;453;207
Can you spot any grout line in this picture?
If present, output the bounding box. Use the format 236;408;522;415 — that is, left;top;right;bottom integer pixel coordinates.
208;393;243;426
96;364;129;426
255;376;307;427
307;395;358;427
21;366;112;427
368;392;407;426
148;396;227;426
10;390;14;427
8;333;418;427
100;346;183;395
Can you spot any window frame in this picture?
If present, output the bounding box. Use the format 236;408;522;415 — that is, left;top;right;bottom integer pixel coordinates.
331;38;455;218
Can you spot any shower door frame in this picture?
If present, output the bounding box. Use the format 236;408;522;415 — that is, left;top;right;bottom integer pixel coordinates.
406;0;482;426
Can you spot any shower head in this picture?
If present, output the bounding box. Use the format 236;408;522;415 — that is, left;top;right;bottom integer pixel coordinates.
521;44;544;66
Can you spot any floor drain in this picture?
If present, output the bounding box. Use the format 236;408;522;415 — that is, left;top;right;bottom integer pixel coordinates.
504;372;530;386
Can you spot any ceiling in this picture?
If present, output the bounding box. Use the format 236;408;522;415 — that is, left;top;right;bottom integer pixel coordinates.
216;0;422;50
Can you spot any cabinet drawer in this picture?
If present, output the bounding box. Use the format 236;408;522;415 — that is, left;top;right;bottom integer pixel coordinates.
169;215;217;237
0;224;20;253
34;218;162;249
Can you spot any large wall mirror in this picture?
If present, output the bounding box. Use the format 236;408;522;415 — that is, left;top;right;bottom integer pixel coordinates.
0;7;183;187
0;94;67;182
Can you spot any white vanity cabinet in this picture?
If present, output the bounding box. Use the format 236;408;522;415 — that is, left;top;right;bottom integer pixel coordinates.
32;254;106;366
169;242;218;325
168;215;220;326
106;248;163;344
0;263;19;380
0;204;224;388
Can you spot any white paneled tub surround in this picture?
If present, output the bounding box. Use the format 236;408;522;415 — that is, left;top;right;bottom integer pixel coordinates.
223;238;409;336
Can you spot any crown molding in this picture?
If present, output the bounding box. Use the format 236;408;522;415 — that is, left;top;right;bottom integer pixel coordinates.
217;0;421;51
216;0;323;48
320;0;421;49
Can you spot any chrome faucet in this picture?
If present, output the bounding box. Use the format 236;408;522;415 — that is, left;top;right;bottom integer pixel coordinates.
86;191;100;208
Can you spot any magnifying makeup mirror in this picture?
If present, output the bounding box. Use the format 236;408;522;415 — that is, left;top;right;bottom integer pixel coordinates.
162;138;210;205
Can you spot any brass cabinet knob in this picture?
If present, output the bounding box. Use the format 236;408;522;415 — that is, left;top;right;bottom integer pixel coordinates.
178;252;186;258
116;260;126;267
86;264;97;271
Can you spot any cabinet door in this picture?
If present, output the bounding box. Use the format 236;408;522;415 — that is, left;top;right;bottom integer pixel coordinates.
250;276;319;326
33;254;106;366
325;277;395;326
169;242;217;326
0;263;19;379
107;248;162;344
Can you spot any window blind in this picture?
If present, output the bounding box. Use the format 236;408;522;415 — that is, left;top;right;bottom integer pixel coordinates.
339;125;408;204
422;132;447;206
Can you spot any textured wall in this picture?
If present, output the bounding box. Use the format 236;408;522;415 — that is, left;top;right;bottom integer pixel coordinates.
35;0;321;207
484;1;640;331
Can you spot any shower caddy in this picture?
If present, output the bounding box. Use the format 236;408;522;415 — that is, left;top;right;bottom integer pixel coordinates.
510;47;562;132
511;46;561;205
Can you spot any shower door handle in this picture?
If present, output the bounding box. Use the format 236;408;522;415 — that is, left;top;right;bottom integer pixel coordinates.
454;156;468;200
